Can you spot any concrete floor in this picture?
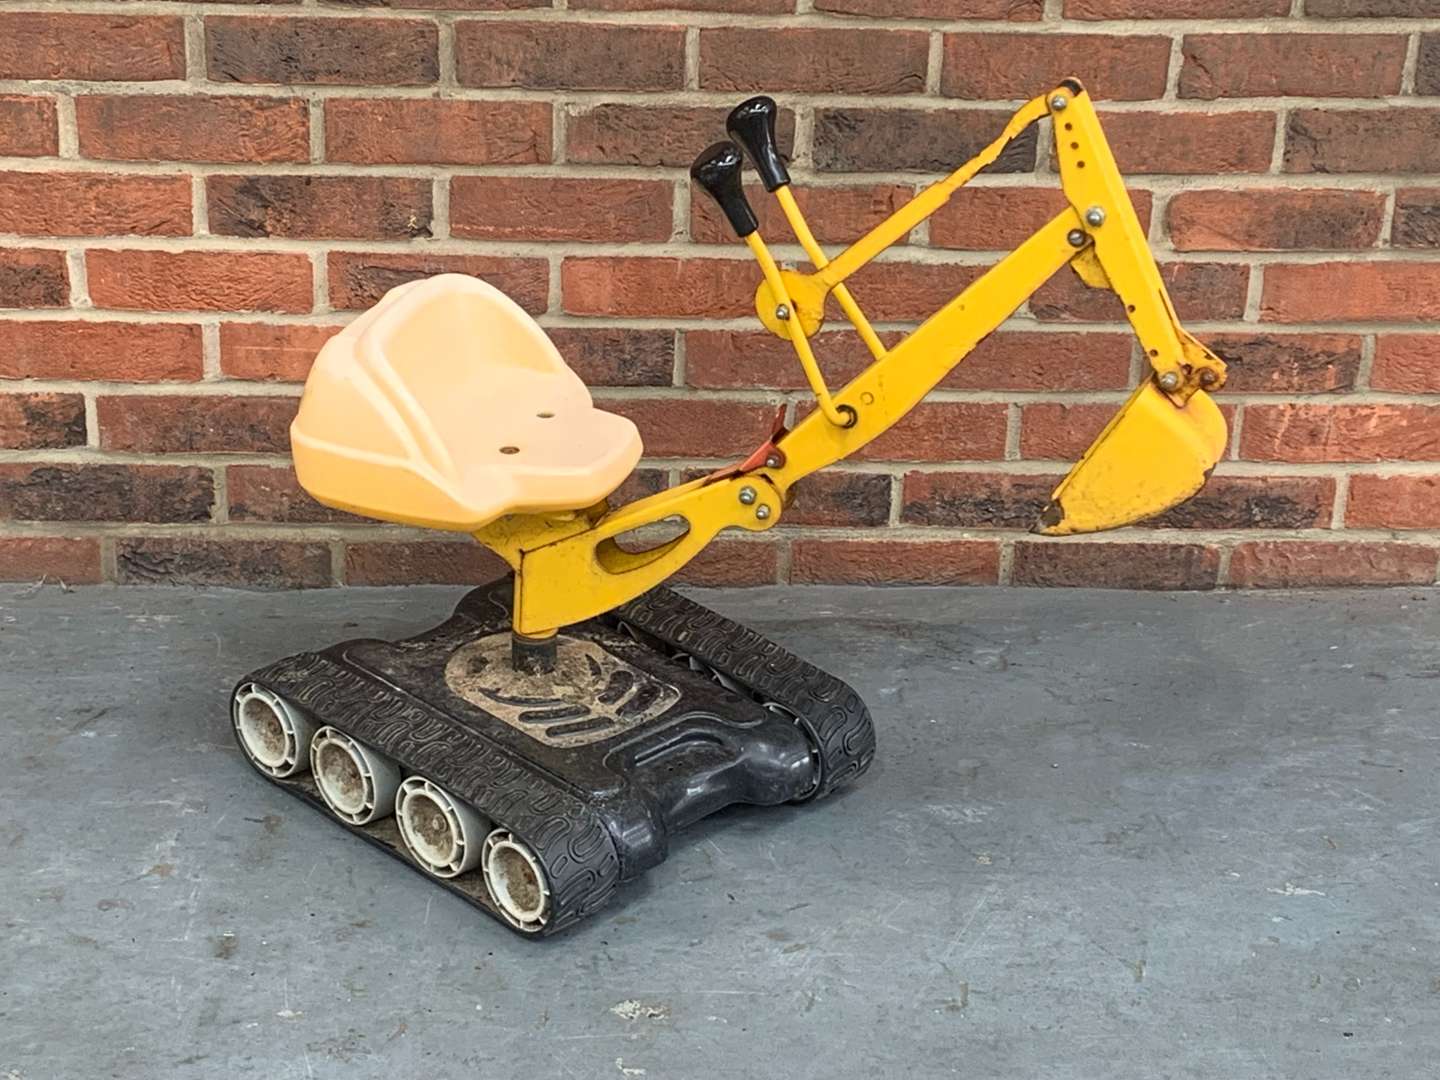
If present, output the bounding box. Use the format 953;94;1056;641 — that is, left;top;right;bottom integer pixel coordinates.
1;583;1436;1080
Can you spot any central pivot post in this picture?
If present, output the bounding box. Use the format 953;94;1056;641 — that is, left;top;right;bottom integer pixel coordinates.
511;630;558;675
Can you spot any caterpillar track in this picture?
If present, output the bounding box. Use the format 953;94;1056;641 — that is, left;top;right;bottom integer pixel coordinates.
232;577;875;938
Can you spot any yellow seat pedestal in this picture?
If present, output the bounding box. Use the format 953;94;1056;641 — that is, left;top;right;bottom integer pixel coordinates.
290;274;642;533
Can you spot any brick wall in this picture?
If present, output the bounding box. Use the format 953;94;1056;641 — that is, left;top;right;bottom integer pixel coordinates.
3;1;1440;591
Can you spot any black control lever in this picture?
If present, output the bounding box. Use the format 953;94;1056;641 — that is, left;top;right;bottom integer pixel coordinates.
690;140;758;238
726;96;790;193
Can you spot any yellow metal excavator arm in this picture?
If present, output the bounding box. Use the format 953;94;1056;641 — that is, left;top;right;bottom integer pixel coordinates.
478;79;1229;634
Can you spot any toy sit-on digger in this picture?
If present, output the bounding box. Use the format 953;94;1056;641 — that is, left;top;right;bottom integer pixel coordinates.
231;81;1229;937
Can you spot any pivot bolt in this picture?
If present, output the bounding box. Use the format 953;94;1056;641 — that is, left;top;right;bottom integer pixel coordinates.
764;454;781;469
755;505;771;521
1050;94;1069;111
738;486;757;505
1158;371;1181;391
1067;229;1087;248
1200;369;1218;387
775;304;791;321
1084;206;1106;228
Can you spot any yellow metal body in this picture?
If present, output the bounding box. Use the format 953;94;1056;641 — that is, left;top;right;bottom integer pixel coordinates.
330;82;1227;635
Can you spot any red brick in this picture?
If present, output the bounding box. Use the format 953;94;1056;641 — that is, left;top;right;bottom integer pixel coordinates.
1097;111;1275;175
691;183;913;247
790;538;1000;586
943;33;1170;101
568;104;795;169
1180;34;1406;99
87;250;312;314
577;0;790;9
1067;0;1287;14
818;0;1041;15
0;96;58;157
228;465;357;524
1285;109;1440;174
610;468;669;508
0;393;86;450
701;28;927;95
1261;263;1440;323
901;470;1059;529
76;95;308;164
207;17;437;85
546;328;674;387
0;14;184;81
344;541;508;586
328;253;549;313
97;395;297;454
1373;334;1440;392
685;329;875;391
1032;262;1248;322
1168;190;1385;252
931;187;1152;250
0;321;203;382
813;108;1038;174
0;538;101;584
1228;541;1436;588
1311;0;1440;12
1020;402;1115;460
1014;541;1220;589
208;175;431;240
1149;475;1336;529
1202;333;1361;394
1417;35;1440;95
844;261;986;323
325;99;551;165
456;21;683;91
602;398;775;458
1240;404;1440;463
672;539;781;587
853;402;1008;462
0;172;190;238
1392;189;1440;248
452;177;672;243
563;257;756;319
117;537;332;588
0;249;68;308
785;472;893;527
0;464;212;523
950;331;1133;391
1347;474;1440;529
218;323;342;382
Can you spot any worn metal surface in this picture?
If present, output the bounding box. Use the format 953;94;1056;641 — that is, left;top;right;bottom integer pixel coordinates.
2;583;1436;1079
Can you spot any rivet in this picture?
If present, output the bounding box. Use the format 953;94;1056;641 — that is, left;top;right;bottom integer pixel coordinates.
1050;94;1069;111
1200;369;1218;387
1158;371;1181;391
755;505;771;521
738;486;757;505
775;304;791;321
1067;229;1087;248
764;455;781;468
1084;206;1106;228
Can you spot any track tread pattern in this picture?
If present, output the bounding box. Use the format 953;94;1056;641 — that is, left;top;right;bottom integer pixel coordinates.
614;587;876;799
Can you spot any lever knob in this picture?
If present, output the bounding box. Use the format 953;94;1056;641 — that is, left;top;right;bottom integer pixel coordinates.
690;140;758;238
726;96;790;193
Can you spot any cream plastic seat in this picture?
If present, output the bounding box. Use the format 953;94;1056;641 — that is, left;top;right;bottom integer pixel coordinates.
291;274;643;532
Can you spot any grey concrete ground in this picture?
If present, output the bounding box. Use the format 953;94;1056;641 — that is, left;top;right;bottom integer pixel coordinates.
1;583;1436;1080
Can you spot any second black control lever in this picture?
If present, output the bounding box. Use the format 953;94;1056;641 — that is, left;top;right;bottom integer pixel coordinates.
690;140;758;238
726;96;790;193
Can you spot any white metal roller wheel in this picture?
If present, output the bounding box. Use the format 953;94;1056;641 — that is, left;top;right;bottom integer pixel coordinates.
394;777;490;878
232;684;316;779
309;727;402;826
482;829;551;933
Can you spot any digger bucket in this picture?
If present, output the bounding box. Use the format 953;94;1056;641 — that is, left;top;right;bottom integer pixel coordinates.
1034;380;1227;536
